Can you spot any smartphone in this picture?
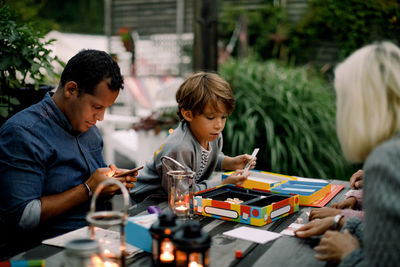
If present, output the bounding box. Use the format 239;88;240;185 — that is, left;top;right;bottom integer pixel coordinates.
113;166;144;177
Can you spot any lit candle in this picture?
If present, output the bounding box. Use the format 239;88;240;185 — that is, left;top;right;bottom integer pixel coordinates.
160;251;175;263
175;201;188;214
103;261;119;267
160;240;175;263
189;262;203;267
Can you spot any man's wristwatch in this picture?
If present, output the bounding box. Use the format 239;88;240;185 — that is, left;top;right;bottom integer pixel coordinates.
83;182;92;198
332;214;344;230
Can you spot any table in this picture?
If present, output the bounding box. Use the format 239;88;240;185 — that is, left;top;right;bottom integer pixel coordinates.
12;180;349;267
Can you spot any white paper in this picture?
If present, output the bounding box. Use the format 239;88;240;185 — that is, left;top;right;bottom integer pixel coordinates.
42;226;140;257
223;226;281;244
127;213;158;228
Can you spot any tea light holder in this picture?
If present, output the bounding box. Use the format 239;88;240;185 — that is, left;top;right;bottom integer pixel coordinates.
173;221;211;267
149;210;182;266
167;169;196;219
86;179;130;267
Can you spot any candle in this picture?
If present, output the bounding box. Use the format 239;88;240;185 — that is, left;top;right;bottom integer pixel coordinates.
160;251;175;263
175;201;188;214
103;261;119;267
189;261;203;267
160;240;175;263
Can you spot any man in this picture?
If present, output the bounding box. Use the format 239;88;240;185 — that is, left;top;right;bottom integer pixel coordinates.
0;49;136;258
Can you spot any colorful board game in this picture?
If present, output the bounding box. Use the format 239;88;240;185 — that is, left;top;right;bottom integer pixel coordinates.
222;170;297;191
270;180;331;206
194;184;299;226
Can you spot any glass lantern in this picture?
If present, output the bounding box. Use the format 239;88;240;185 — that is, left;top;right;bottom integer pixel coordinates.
149;210;182;266
161;156;196;219
64;238;104;267
86;179;130;267
173;221;211;267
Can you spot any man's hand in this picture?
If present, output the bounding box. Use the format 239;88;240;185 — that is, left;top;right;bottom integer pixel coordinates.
85;165;137;197
222;170;249;186
314;229;360;262
309;207;342;221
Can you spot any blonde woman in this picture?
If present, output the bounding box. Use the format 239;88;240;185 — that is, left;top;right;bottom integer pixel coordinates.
295;41;400;266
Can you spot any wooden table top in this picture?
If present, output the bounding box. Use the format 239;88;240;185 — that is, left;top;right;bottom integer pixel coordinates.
12;180;349;267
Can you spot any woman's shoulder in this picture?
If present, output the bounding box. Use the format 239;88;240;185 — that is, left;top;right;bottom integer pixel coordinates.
364;134;400;179
367;134;400;162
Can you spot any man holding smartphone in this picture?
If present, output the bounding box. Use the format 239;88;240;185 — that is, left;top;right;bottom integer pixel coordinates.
0;50;138;259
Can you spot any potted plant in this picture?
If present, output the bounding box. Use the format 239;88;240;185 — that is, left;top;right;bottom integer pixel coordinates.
0;4;63;126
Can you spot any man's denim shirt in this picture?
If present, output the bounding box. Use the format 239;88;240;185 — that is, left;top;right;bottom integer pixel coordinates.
0;93;106;239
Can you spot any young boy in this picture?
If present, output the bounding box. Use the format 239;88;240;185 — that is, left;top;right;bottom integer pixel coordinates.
132;72;255;201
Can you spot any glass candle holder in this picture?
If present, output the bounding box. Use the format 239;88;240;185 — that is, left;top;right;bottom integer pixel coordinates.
64;238;104;267
167;170;195;219
86;179;130;267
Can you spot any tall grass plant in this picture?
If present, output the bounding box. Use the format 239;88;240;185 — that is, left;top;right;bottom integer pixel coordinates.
220;59;356;180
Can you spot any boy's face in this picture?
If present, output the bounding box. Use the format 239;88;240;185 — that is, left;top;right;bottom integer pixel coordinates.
183;101;228;149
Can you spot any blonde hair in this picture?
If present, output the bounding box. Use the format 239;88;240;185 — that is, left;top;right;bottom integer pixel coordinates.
335;41;400;163
175;72;235;120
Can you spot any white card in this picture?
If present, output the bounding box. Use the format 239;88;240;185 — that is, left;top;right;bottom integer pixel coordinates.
223;226;281;244
280;223;303;236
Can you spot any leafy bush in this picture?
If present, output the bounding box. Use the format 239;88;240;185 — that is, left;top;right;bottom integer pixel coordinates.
220;59;355;180
0;4;63;120
289;0;400;63
219;2;288;60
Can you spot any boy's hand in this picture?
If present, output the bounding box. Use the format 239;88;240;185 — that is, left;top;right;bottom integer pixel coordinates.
222;170;249;186
223;154;257;170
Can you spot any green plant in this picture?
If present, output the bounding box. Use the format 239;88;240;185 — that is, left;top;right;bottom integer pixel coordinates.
220;59;356;180
288;0;400;63
0;4;63;118
219;2;288;60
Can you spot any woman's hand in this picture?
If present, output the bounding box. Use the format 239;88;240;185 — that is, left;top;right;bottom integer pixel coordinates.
350;169;363;189
295;217;335;238
309;207;342;220
314;229;360;262
222;170;249;186
330;197;357;209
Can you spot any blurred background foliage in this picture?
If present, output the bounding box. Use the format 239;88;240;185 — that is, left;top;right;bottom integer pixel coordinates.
3;0;104;34
220;59;355;180
3;0;397;179
219;0;399;66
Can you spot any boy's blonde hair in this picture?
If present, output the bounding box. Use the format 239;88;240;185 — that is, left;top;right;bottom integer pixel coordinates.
176;72;235;120
335;41;400;163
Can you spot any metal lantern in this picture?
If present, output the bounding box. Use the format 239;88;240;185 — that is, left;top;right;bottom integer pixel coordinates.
86;179;130;267
173;221;211;267
149;210;182;266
